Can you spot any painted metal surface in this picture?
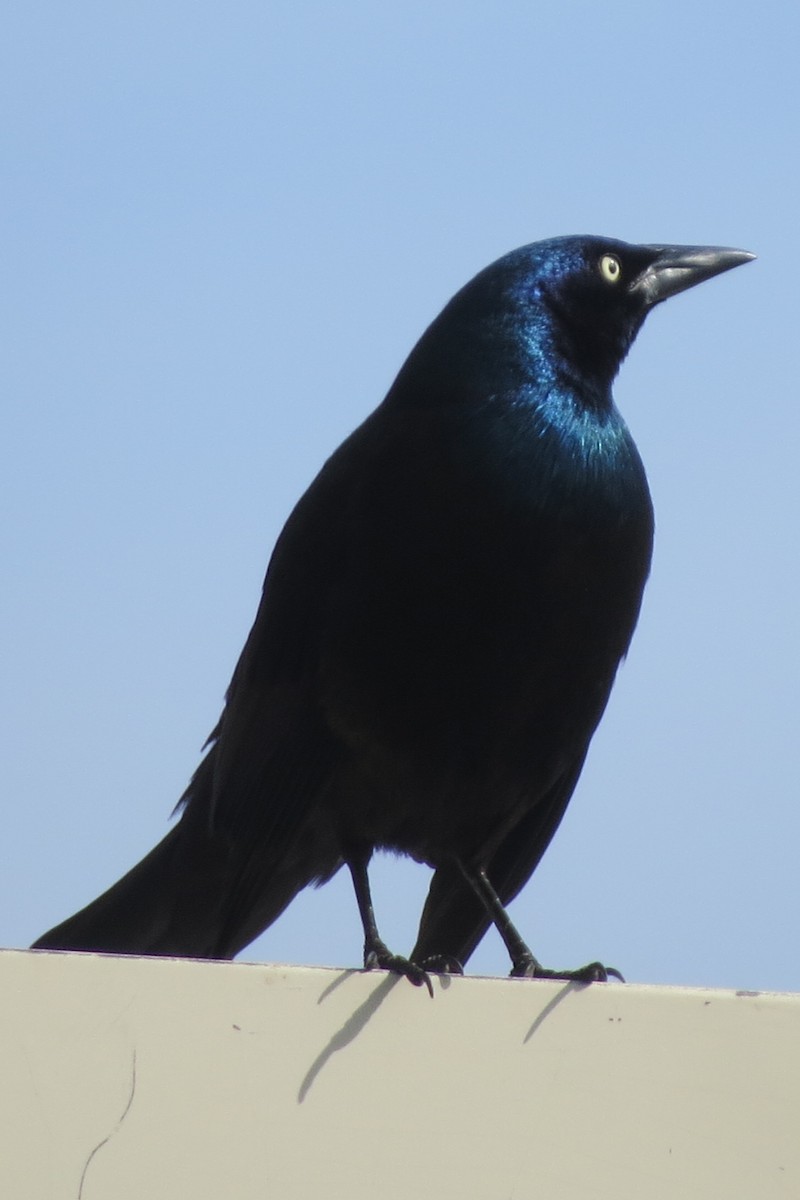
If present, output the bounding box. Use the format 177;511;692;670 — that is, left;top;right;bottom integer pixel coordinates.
2;950;796;1198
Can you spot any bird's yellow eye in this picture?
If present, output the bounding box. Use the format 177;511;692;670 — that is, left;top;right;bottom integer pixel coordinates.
599;254;622;284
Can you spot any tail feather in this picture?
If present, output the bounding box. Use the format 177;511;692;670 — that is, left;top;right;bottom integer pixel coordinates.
32;824;230;958
32;810;331;960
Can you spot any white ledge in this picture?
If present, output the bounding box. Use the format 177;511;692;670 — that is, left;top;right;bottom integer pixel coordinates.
2;948;798;1198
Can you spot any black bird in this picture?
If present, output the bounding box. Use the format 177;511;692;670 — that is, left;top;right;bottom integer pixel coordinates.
34;236;753;989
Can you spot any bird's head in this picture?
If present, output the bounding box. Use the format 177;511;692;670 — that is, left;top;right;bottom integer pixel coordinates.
472;235;755;396
388;235;753;413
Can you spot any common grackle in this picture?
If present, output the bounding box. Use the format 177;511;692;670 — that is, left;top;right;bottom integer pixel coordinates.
34;236;754;989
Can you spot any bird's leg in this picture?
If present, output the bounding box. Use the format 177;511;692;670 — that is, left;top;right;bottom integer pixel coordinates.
346;847;433;996
455;859;623;983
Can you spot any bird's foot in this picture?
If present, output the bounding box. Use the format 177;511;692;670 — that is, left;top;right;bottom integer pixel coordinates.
511;954;624;984
364;946;434;997
419;954;464;976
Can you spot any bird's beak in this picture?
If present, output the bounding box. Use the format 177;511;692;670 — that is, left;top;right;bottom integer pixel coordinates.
632;244;756;308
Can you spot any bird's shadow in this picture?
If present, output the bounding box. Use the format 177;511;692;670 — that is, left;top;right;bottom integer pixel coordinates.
298;970;404;1102
522;980;584;1042
298;968;581;1102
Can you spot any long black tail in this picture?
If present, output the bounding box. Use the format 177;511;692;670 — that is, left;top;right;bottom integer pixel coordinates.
32;818;236;958
32;804;325;960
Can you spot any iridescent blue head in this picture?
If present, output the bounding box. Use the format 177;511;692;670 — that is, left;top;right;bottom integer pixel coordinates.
417;235;754;403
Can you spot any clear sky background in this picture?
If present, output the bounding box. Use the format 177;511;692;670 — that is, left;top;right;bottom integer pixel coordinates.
2;3;796;993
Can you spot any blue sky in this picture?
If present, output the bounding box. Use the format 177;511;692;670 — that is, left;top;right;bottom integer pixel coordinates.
3;2;797;992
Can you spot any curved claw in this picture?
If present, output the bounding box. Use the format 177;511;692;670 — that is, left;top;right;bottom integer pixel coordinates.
365;949;434;997
511;956;624;984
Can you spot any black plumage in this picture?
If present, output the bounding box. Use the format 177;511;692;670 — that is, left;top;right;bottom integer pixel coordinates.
34;236;753;987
